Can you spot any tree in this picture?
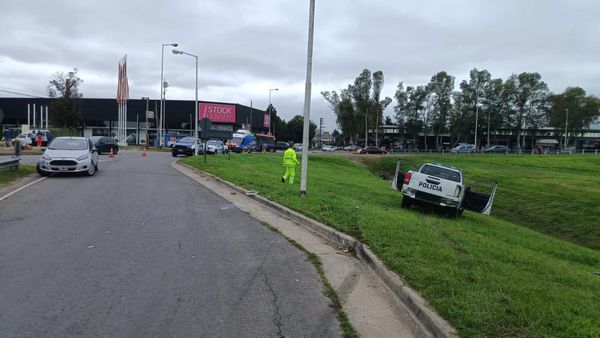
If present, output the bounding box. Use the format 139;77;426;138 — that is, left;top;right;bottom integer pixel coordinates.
456;68;492;148
510;72;549;148
322;69;390;146
371;71;392;146
48;69;83;128
395;83;427;148
350;69;373;145
482;78;506;146
549;87;600;147
332;129;341;145
267;104;286;140
322;87;359;144
281;115;317;144
384;116;393;125
426;71;455;149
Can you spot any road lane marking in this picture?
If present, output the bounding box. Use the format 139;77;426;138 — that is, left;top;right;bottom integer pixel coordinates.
0;176;48;202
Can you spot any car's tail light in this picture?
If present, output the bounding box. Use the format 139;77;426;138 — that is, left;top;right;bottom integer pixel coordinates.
404;172;412;185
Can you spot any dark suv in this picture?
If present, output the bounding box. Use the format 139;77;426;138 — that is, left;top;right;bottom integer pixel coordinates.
275;142;289;151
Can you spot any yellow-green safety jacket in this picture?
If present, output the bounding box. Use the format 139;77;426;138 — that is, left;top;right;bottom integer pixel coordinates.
283;148;300;167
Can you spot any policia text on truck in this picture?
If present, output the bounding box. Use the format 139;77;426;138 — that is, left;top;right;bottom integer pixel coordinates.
392;161;497;218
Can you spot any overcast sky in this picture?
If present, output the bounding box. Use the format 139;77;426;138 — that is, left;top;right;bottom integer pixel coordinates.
1;0;599;131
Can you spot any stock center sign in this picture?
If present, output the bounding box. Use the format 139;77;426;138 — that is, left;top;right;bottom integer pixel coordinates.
199;103;236;123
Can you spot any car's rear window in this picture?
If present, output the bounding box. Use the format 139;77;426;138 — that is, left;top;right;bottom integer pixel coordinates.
420;164;461;182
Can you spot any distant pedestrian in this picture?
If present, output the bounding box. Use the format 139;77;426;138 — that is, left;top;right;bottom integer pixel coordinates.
36;131;43;147
537;145;544;154
282;144;300;184
3;129;11;147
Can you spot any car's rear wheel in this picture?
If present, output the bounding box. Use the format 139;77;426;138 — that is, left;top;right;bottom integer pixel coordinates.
113;147;119;155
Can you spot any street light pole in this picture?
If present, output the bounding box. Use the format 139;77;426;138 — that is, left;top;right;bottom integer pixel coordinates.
487;109;491;148
474;103;479;150
300;0;316;195
172;49;199;156
161;42;178;148
564;108;569;150
269;88;278;134
142;97;149;147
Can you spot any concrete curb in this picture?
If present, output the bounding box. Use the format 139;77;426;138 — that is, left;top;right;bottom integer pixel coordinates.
175;161;458;338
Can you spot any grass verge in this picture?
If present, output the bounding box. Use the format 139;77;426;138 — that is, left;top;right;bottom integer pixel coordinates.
182;153;600;337
360;155;600;250
259;220;358;338
0;164;36;189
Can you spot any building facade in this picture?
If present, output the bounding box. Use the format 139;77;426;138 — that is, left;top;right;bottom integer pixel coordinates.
0;97;269;145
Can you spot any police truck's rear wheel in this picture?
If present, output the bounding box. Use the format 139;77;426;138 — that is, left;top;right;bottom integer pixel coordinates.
401;197;412;209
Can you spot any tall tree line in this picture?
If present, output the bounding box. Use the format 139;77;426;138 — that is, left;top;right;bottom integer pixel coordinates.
323;68;600;149
321;69;391;145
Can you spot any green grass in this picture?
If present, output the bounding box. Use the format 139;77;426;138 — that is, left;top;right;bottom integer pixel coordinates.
361;155;600;251
182;153;600;337
0;164;35;188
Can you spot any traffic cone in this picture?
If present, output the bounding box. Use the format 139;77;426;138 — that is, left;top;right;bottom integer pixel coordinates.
142;148;148;157
109;148;115;158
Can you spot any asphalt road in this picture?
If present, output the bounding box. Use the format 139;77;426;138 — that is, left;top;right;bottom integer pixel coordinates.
0;151;339;337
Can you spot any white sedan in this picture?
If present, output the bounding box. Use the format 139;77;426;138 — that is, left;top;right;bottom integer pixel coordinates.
37;137;99;176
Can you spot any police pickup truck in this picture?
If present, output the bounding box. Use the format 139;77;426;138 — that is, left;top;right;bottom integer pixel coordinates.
392;161;497;217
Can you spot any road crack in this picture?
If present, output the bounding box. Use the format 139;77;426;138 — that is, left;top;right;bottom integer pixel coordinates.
262;271;284;338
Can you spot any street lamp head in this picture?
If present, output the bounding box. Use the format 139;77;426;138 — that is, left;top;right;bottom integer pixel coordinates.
172;49;183;55
271;88;279;91
171;43;179;47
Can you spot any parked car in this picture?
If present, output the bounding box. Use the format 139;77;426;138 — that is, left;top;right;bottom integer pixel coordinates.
322;145;335;152
12;132;34;148
90;136;119;155
483;145;510;153
206;139;227;154
172;137;202;157
582;140;600;149
293;143;303;151
275;141;289;151
451;144;476;154
389;145;406;153
360;146;388;155
37;137;99;176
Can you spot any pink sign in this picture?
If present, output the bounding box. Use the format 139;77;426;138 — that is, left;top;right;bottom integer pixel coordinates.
263;113;270;128
199;103;236;123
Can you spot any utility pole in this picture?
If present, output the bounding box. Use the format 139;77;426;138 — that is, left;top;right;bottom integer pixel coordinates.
319;117;324;148
300;0;315;196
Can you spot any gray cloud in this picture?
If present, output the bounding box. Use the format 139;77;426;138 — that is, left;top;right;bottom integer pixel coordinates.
1;0;599;131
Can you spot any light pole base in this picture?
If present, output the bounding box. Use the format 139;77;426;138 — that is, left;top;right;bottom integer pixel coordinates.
299;190;307;196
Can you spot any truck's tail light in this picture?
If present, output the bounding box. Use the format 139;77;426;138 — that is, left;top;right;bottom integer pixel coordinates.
404;172;412;184
455;185;462;197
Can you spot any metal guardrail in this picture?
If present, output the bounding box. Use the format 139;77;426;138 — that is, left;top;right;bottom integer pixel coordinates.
0;157;21;172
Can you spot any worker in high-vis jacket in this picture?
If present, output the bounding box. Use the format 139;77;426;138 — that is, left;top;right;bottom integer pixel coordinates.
282;144;300;184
